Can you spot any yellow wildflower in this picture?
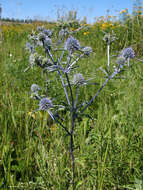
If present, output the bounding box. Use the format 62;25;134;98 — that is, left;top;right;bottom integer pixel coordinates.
50;124;57;131
27;112;36;119
83;32;89;35
101;22;113;30
120;9;127;14
27;111;44;119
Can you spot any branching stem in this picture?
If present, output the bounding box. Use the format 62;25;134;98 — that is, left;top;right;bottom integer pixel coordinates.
107;44;110;73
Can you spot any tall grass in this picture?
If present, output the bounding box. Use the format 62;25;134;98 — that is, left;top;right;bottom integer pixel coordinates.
0;12;143;189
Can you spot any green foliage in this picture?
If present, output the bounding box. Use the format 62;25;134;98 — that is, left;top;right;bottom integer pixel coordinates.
0;10;143;189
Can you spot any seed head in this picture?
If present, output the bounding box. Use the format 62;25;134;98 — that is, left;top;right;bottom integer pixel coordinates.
44;37;52;50
43;29;52;37
59;29;68;39
38;32;46;41
121;47;135;59
82;46;92;56
39;97;53;111
29;53;40;67
29;54;35;66
103;33;116;44
65;36;80;52
26;42;34;53
31;84;40;93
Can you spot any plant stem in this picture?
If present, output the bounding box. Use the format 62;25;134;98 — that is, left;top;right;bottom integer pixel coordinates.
46;72;48;96
58;49;65;63
57;70;71;105
65;73;75;189
74;87;79;109
66;54;84;73
81;78;110;113
70;113;75;190
107;44;110;73
80;66;122;113
53;114;71;136
46;48;71;105
65;73;74;107
127;57;130;67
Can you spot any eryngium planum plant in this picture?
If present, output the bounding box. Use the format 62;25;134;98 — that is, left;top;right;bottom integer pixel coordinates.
25;23;135;190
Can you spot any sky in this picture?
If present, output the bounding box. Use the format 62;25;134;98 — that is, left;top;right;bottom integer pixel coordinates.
0;0;140;23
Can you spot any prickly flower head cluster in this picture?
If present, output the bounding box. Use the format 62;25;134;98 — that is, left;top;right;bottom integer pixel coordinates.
103;33;116;44
73;73;84;85
44;37;52;50
26;42;34;53
31;84;40;93
65;36;80;52
29;53;41;67
37;26;52;36
28;33;38;43
38;28;52;41
58;29;68;43
39;97;53;111
43;29;52;37
121;47;135;59
82;46;92;56
30;84;41;100
29;54;35;66
59;29;67;38
38;32;46;41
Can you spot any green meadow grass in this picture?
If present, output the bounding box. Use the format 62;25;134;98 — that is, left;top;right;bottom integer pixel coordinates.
0;21;143;190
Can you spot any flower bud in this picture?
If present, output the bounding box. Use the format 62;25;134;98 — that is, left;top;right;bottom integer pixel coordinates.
121;47;135;59
39;97;53;111
65;36;80;53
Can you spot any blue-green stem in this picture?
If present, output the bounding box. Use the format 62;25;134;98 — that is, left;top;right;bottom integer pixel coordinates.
65;72;76;190
107;44;110;73
74;86;79;109
46;48;71;105
80;66;121;113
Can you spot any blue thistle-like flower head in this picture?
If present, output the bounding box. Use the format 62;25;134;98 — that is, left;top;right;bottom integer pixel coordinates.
103;33;116;44
29;54;35;66
26;42;34;53
44;37;52;50
59;29;67;39
38;32;46;41
65;36;80;52
43;29;52;37
30;84;41;100
121;47;135;59
59;29;65;37
31;84;40;93
82;46;92;56
39;97;53;111
29;53;40;67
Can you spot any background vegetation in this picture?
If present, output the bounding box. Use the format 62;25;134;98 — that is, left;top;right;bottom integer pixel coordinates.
0;2;143;189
